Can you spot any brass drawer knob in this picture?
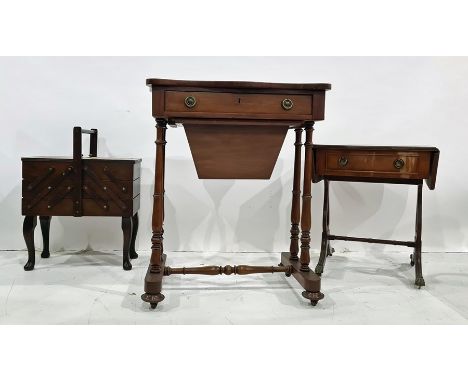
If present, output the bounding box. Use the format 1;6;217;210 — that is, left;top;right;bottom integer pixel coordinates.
338;156;348;167
393;158;405;169
281;98;294;110
184;95;197;108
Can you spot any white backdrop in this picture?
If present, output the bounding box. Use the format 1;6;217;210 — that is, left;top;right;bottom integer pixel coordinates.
1;57;467;253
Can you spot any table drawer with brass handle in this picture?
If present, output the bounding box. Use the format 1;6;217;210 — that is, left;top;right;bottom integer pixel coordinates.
312;145;439;187
148;78;330;122
163;91;313;119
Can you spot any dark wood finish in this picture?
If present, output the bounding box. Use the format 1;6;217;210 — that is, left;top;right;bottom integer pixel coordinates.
165;91;313;116
147;78;331;91
328;235;415;247
299;122;314;271
148;79;329;122
90;129;98;157
164;264;292;276
313;176;428;186
23;198;139;217
413;183;425;287
168;118;309;127
313;145;440;151
130;212;139;260
142;254;166;309
22;159;140;217
149;119;167;280
313;145;439;187
21;128;141;271
121;216;133;270
280;252;323;305
427;150;439;190
143;79;331;308
184;124;288;179
315;180;331;275
289;128;303;261
73;127;84;216
313;145;439;288
86;160;141;181
72;127;97;216
39;216;51;258
23;215;37;271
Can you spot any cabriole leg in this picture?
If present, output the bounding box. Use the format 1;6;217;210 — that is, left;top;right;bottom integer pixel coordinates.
130;212;139;259
39;216;51;258
121;216;133;270
23;215;37;271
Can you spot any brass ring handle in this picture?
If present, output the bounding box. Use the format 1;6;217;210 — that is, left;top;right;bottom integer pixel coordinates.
184;95;197;108
338;156;348;167
393;158;405;169
281;98;294;110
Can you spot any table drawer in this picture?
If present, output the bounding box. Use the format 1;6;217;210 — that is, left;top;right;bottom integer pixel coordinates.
22;197;139;217
164;91;312;117
82;179;139;200
84;160;140;181
22;158;141;217
23;161;73;184
315;149;432;180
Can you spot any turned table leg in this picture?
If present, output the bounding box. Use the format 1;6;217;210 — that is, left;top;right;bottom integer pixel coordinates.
23;215;37;271
129;212;139;260
297;122;323;305
121;216;133;270
142;118;167;309
289;127;303;261
39;216;51;259
300;122;314;273
413;183;425;288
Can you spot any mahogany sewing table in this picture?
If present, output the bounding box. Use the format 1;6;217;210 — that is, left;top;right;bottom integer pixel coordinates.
142;79;331;309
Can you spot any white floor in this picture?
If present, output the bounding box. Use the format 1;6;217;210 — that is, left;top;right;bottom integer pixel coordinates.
0;250;467;324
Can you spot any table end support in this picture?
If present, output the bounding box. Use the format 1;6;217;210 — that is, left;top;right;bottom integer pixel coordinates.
413;183;425;288
142;254;167;309
281;252;324;306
